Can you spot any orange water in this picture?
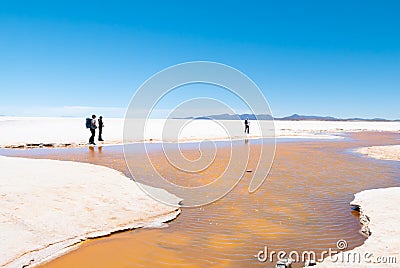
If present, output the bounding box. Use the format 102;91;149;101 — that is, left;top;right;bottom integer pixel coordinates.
2;132;399;267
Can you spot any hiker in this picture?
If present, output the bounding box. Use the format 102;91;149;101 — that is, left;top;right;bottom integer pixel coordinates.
89;114;97;145
244;118;250;134
98;116;104;141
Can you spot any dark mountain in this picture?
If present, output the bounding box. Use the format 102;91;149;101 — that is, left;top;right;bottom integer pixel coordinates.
276;114;338;121
176;113;399;121
346;117;388;121
277;114;399;122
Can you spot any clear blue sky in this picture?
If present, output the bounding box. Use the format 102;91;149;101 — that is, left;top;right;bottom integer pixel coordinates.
1;1;399;119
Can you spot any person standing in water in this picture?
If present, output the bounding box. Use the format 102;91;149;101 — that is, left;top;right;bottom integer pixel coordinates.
89;114;97;145
98;116;104;141
244;118;250;134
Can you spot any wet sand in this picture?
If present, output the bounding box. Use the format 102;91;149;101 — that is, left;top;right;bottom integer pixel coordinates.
2;132;399;267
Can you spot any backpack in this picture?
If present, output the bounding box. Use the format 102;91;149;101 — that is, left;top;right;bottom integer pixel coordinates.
86;118;92;129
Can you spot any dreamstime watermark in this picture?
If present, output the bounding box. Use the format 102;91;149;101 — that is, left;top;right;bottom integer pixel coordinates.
123;61;275;207
256;239;397;265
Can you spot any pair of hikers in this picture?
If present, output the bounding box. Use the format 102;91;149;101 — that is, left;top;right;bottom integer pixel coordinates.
87;115;104;145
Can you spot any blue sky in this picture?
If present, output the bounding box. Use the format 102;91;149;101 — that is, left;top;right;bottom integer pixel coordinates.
1;1;399;119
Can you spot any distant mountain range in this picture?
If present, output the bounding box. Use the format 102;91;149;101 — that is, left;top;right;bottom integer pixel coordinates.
177;113;400;122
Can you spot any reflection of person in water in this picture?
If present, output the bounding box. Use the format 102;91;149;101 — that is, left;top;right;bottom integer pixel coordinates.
244;118;250;134
88;146;102;157
98;116;104;141
89;145;95;157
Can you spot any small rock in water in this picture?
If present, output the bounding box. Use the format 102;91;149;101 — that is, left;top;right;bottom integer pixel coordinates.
11;144;25;149
26;143;41;147
305;259;317;266
275;258;293;268
43;143;55;147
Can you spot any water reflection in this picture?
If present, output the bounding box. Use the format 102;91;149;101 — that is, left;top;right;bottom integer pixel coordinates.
88;146;103;157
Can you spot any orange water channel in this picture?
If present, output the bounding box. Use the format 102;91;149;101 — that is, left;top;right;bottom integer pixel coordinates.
2;132;399;267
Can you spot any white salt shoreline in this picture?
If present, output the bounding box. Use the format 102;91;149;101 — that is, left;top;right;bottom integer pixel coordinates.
0;155;181;268
2;117;400;148
355;145;400;162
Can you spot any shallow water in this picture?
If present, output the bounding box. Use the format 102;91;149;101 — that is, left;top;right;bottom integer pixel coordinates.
2;132;399;267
